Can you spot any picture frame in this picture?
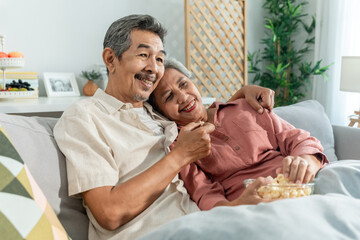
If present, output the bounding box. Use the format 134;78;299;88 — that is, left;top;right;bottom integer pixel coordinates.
43;72;80;97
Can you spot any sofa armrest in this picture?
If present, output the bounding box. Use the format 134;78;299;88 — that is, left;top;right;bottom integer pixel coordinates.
333;125;360;160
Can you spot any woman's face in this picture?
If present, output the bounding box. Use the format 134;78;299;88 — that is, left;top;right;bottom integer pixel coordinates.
152;68;207;126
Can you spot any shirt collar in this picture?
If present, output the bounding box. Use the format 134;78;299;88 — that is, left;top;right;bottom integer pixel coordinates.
92;89;178;146
93;89;172;122
143;101;176;125
209;100;236;110
143;101;179;146
92;89;126;114
208;100;237;127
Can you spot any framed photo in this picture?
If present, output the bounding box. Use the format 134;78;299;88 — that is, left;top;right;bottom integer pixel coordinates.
43;72;80;97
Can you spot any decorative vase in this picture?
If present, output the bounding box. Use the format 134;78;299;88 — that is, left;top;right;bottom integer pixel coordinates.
83;80;98;96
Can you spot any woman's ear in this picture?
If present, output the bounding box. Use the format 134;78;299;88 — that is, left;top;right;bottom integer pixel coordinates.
103;48;116;74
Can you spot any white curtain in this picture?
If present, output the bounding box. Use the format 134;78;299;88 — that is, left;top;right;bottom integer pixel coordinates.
312;0;360;125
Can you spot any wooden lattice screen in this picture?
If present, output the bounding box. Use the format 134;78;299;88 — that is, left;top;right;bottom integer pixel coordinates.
185;0;247;101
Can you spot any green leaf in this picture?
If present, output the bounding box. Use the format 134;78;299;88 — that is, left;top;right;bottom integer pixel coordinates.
305;36;315;44
81;70;102;81
249;0;331;106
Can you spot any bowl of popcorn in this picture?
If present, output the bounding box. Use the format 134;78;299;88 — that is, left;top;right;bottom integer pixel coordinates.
243;174;314;200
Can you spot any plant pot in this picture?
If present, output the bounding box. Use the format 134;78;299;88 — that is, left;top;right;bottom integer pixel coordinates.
83;80;98;96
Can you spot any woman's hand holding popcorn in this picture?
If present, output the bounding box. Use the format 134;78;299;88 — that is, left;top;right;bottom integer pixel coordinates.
214;177;273;207
256;174;313;200
277;154;322;184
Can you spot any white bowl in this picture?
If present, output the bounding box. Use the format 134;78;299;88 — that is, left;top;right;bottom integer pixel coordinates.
243;179;315;199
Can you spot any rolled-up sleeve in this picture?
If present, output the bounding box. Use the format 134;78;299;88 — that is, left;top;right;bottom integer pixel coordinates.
268;111;329;165
180;163;227;210
54;106;118;197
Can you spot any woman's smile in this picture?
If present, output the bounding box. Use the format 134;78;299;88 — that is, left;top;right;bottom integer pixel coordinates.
180;99;197;112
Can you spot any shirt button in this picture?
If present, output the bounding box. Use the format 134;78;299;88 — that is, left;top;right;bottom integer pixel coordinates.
235;146;240;150
132;114;137;120
216;123;220;127
224;136;229;141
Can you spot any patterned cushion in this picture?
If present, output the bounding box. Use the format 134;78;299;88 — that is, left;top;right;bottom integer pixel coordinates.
0;113;88;240
0;126;70;240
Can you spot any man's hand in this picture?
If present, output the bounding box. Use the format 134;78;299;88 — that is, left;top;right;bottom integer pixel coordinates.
227;85;275;114
276;155;322;184
82;121;214;231
214;177;272;207
172;122;215;167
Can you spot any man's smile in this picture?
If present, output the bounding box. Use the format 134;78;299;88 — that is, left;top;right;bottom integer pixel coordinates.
135;72;157;89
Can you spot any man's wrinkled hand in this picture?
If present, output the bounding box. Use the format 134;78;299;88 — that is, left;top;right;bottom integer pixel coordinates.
173;122;215;166
243;85;275;114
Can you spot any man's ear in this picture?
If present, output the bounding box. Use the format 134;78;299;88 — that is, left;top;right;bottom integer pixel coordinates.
103;48;116;74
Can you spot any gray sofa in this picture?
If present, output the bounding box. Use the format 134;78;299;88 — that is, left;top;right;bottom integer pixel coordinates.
0;100;359;240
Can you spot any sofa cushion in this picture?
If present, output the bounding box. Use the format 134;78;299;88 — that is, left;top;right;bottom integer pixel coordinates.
273;100;338;162
0;114;88;240
0;126;69;239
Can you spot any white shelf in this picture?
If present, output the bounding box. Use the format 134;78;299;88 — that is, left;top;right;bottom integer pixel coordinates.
0;96;86;114
0;96;216;114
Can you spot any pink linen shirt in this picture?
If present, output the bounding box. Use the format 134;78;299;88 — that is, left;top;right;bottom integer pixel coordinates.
179;99;328;210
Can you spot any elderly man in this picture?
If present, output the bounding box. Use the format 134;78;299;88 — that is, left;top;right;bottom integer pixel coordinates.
54;14;274;239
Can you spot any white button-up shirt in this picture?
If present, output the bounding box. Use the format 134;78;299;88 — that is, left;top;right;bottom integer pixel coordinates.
54;89;199;240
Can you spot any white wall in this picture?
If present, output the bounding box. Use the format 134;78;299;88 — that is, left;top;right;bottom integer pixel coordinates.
0;0;265;96
247;0;266;84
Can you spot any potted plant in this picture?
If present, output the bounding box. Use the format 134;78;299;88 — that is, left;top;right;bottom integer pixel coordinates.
248;0;331;106
81;70;102;96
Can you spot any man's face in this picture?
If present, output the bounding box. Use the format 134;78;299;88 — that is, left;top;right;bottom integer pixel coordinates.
110;30;165;107
152;68;207;126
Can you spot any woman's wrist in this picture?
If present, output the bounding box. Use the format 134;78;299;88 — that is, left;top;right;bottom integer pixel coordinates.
214;200;232;207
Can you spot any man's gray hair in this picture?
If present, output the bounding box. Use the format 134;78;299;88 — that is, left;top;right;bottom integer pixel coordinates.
164;58;194;80
103;14;167;59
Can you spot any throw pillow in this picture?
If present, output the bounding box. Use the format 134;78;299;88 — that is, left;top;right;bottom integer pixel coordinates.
273;100;338;162
0;113;88;240
0;126;70;240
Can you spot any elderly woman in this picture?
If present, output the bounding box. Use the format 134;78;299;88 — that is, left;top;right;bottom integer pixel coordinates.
148;58;328;210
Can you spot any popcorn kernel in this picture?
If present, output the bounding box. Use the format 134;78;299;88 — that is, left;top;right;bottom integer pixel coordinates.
255;173;313;200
